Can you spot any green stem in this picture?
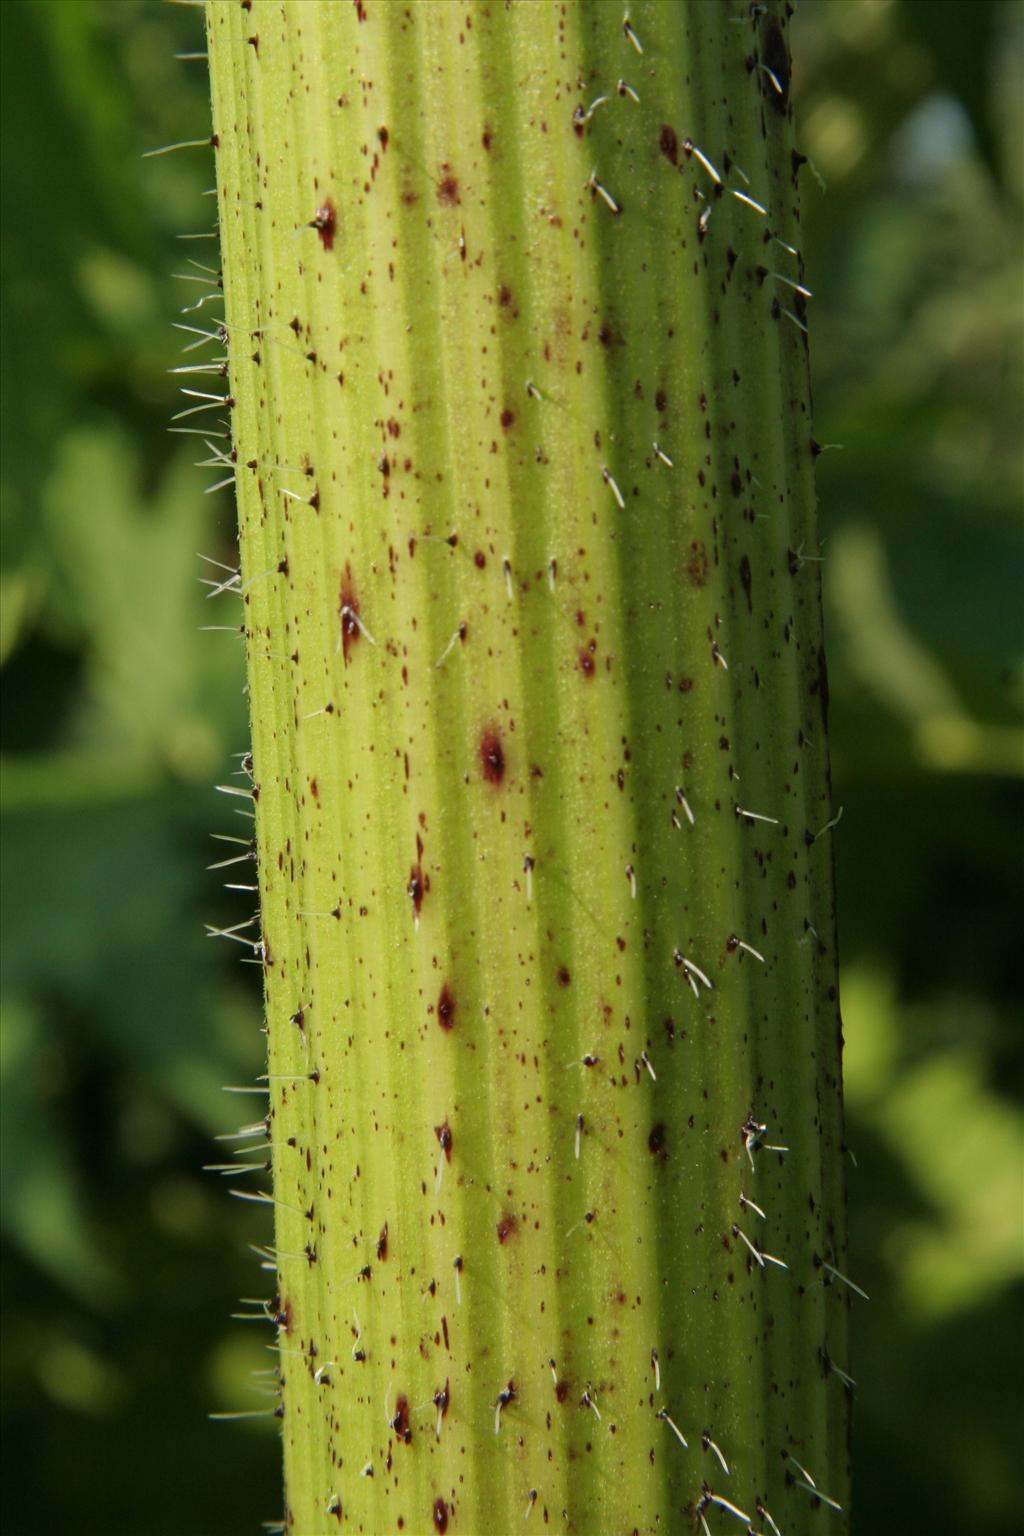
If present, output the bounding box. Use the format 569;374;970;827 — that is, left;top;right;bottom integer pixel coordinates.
205;2;850;1531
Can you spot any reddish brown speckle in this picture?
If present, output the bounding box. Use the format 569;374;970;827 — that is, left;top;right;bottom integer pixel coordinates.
437;984;455;1031
655;388;668;413
659;124;679;164
686;541;709;588
648;1122;667;1157
479;729;505;784
433;1497;449;1532
500;407;515;431
392;1393;411;1443
473;550;486;569
482;127;493;151
554;1378;570;1403
339;565;361;664
437;173;460;206
496;1213;517;1244
377;1223;389;1261
498;285;512;307
760;13;792;109
435;1120;453;1161
557;965;571;987
409;864;425;918
312;199;336;251
377;125;390;150
578;645;596;678
739;553;753;613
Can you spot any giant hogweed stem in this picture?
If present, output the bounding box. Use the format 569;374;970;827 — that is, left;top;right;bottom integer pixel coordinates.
205;2;850;1531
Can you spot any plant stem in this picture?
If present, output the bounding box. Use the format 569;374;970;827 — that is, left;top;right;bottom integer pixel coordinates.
206;2;850;1531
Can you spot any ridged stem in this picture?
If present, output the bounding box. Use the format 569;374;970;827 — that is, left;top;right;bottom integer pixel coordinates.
205;2;850;1531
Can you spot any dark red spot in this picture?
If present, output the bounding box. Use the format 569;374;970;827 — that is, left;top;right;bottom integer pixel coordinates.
759;14;791;110
557;965;571;987
739;554;753;613
479;729;505;784
353;0;366;19
378;125;390;150
655;389;668;413
648;1122;667;1156
435;1120;453;1161
377;1222;389;1260
309;777;318;800
473;550;486;569
482;127;493;151
496;1213;517;1244
659;124;679;164
437;174;460;206
578;645;595;678
437;984;455;1031
339;565;361;664
554;1378;569;1403
498;285;512;307
246;33;259;52
500;407;515;430
409;864;424;918
686;541;709;588
392;1393;411;1443
312;199;336;251
433;1497;449;1532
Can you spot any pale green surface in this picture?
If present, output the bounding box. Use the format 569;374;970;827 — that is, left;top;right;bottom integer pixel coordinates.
207;2;847;1530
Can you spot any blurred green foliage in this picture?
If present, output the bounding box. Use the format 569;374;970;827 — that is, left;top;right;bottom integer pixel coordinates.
1;1;1020;1533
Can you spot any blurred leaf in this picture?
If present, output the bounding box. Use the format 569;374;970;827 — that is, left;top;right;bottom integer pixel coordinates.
844;968;1024;1319
0;997;117;1301
898;0;1006;183
40;425;238;775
